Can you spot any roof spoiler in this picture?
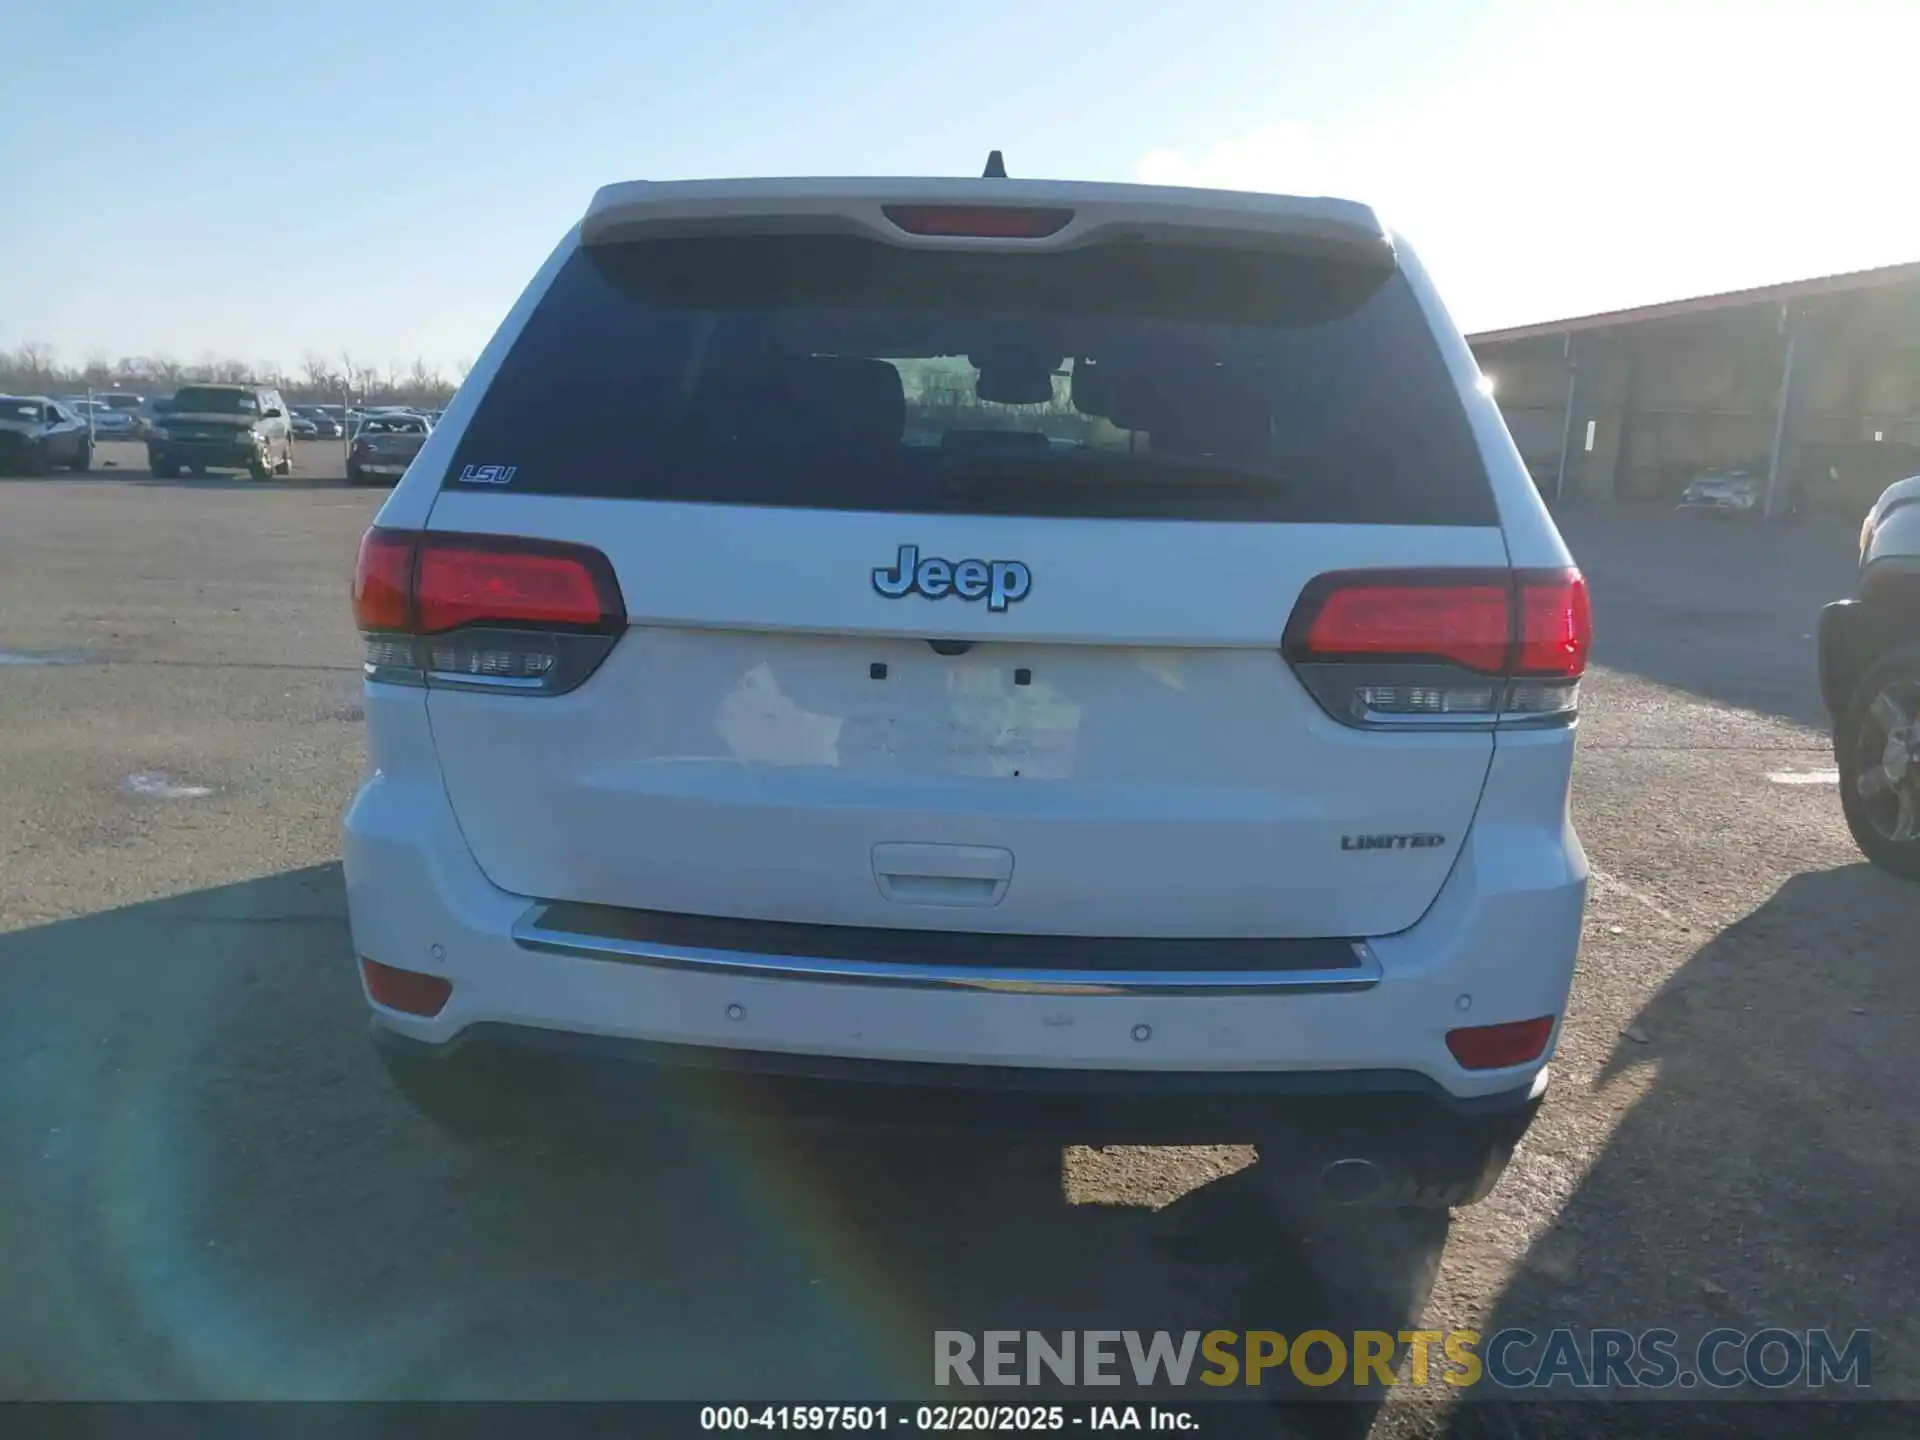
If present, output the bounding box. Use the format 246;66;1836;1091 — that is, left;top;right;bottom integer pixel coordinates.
578;177;1395;267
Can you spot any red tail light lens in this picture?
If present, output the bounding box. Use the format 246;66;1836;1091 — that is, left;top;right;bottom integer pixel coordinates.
1515;571;1592;677
361;959;452;1018
416;541;618;633
1446;1016;1555;1070
1298;581;1511;674
882;204;1075;238
1283;567;1590;728
351;528;624;695
352;528;416;631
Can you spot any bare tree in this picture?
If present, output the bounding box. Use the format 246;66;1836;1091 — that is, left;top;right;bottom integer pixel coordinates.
454;356;474;384
406;356;444;396
302;352;337;392
152;355;185;387
17;340;57;384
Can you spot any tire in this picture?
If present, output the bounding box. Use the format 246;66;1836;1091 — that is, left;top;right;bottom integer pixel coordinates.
150;455;181;479
188;464;206;477
69;440;91;473
246;452;271;481
1837;644;1920;880
346;461;364;486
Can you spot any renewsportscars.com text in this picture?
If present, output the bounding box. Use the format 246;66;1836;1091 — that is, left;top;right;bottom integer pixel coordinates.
933;1328;1872;1391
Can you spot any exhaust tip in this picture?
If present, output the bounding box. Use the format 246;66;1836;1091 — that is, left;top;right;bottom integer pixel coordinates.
1317;1157;1386;1206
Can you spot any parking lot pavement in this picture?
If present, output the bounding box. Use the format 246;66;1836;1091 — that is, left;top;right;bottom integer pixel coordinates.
0;482;1912;1423
78;438;355;484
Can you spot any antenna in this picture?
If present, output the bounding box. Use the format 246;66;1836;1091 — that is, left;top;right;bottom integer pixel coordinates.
982;150;1007;179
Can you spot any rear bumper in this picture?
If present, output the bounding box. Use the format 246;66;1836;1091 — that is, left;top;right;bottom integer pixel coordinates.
374;1018;1543;1175
342;689;1587;1121
150;440;260;467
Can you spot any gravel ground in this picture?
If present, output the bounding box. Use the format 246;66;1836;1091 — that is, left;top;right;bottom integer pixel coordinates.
0;476;1911;1435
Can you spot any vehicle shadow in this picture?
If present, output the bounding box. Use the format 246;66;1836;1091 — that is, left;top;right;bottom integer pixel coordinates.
125;477;370;491
1555;508;1861;731
1438;863;1917;1437
0;865;1440;1433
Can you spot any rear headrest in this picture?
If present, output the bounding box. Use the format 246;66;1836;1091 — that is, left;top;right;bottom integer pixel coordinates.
784;356;906;447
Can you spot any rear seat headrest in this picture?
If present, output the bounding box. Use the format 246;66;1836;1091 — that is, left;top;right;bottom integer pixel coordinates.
783;356;906;446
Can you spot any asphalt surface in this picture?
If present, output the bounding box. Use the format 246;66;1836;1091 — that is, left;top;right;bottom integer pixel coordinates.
1;453;1914;1435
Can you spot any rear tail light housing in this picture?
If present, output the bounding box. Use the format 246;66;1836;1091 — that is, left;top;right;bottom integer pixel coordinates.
1446;1016;1556;1070
352;528;625;694
1282;568;1590;729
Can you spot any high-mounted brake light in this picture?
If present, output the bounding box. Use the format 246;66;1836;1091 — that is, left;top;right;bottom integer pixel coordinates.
881;204;1075;239
351;528;625;695
1283;567;1590;728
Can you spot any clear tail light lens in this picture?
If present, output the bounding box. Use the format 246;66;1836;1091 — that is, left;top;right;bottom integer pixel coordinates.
351;528;625;695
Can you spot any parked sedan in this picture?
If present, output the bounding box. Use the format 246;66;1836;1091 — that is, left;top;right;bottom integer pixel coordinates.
0;396;92;474
78;402;138;439
292;406;343;439
1676;466;1764;517
347;412;431;486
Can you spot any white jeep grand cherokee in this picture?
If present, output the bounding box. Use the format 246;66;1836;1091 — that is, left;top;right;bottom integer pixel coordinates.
344;173;1590;1210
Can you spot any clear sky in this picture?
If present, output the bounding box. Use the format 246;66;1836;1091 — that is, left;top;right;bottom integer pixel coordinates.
4;0;1915;375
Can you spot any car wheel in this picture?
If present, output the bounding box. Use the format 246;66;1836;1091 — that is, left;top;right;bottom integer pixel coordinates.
1837;646;1920;880
246;452;271;481
346;461;364;486
188;464;207;477
69;440;91;473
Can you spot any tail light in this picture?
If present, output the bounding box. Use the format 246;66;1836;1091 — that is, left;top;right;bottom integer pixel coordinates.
351;528;625;694
1446;1016;1556;1070
1282;568;1591;728
882;204;1075;238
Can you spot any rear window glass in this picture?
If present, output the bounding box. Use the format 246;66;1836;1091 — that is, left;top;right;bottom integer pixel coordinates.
446;235;1495;525
170;387;258;415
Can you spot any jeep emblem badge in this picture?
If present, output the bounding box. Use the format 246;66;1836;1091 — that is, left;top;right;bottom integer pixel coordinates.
872;544;1031;612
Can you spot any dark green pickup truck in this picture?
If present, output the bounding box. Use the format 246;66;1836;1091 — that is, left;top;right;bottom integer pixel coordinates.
146;384;295;480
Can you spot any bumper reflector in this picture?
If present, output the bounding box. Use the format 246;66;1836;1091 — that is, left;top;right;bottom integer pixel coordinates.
1446;1016;1555;1070
362;958;453;1017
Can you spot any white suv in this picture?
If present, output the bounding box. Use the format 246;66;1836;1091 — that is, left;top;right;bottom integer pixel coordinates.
344;174;1590;1210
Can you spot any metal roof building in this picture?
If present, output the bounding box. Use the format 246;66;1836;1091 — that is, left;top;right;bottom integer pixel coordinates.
1467;260;1920;518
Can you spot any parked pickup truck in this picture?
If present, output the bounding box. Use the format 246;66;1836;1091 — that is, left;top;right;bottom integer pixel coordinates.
1818;474;1920;878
